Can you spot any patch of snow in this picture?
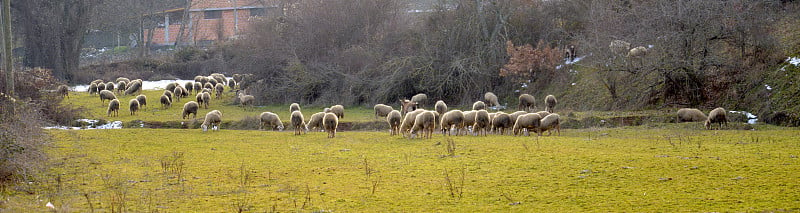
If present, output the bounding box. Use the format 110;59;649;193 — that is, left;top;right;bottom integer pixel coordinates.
565;54;587;65
43;119;123;130
571;83;577;86
521;83;528;88
729;111;758;124
71;77;231;92
555;65;563;70
765;84;772;90
787;57;800;66
647;44;655;49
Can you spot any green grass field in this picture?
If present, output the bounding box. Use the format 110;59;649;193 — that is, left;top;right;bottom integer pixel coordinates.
3;127;799;212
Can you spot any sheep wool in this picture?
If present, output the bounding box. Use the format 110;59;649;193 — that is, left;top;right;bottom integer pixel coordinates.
259;112;284;131
107;99;120;117
291;111;308;135
387;110;402;136
323;112;339;138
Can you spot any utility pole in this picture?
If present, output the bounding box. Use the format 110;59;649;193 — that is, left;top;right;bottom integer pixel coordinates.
1;0;13;96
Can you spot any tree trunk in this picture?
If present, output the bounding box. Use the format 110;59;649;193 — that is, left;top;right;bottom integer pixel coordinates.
1;0;13;96
175;0;192;47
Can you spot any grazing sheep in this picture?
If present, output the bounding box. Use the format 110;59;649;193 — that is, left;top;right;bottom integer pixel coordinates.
545;95;557;113
115;77;130;84
488;112;496;132
539;113;561;136
508;111;528;125
518;94;535;112
462;110;477;129
201;110;223;132
194;75;204;83
259;112;284;131
324;108;331;113
124;81;142;95
323;112;339;138
472;101;486;111
57;85;69;98
491;112;513;135
434;101;447;116
160;94;171;109
165;82;178;93
410;111;436;139
210;73;226;86
182;101;200;119
172;87;184;102
330;105;345;119
91;79;104;86
473;110;490;136
291;111;309;135
107;99;120;117
129;99;140;115
204;82;214;90
627;46;648;58
609;40;631;56
193;82;203;93
411;93;428;107
440;110;465;136
116;81;127;94
199;76;209;85
163;90;174;103
290;103;301;113
99;90;117;104
513;113;542;136
201;92;211;109
484;92;499;108
105;82;115;93
88;83;98;95
215;84;224;99
306;112;326;132
136;94;147;109
387;110;402;136
677;108;707;123
705;107;728;130
195;93;205;107
97;82;106;92
228;79;237;90
184;82;194;94
238;92;255;109
208;78;219;87
374;104;393;119
399;99;418;115
399;109;425;137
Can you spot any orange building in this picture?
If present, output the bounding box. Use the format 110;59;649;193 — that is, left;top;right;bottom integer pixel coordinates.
145;0;280;46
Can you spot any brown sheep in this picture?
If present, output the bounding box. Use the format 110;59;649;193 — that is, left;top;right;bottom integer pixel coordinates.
182;101;200;119
387;110;402;136
291;111;308;135
399;99;418;116
677;108;707;122
410;111;436;139
374;104;393;119
518;94;535;112
259;112;284;131
323;112;339;138
484;92;499;108
545;95;557;113
705;107;728;130
107;99;120;117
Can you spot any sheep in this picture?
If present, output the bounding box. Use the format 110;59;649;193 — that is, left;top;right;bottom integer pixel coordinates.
163;90;174;103
705;107;728;130
484;92;499;108
373;104;393;119
491;112;513;135
440;110;464;136
210;73;226;86
306;112;326;132
204;82;214;90
97;82;107;92
535;111;550;118
201;110;223;132
215;83;224;99
330;105;344;119
462;110;477;129
472;110;490;136
411;93;428;107
105;82;115;93
545;95;557;113
194;75;204;83
488;112;496;132
609;40;631;56
124;80;142;95
677;108;707;122
165;82;178;93
184;82;194;94
539;113;561;136
208;78;219;87
228;79;237;90
88;83;98;95
434;100;447;116
513;113;542;136
129;99;140;115
178;86;189;97
115;77;130;84
627;46;648;58
136;94;147;109
238;92;255;109
387;110;402;136
160;94;171;109
99;90;117;104
399;109;425;137
201;92;211;109
291;111;309;135
107;99;120;117
399;99;418;115
193;82;203;94
196;92;205;108
259;112;284;131
116;81;127;94
472;101;486;111
182;101;200;119
410;111;436;139
173;87;184;102
57;85;69;98
199;76;209;85
518;94;535;112
290;103;301;113
323;112;339;138
508;111;528;125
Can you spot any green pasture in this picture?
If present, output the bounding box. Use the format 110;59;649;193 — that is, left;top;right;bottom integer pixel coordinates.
3;127;799;212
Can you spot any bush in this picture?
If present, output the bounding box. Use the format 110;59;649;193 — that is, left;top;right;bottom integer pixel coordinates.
0;95;49;183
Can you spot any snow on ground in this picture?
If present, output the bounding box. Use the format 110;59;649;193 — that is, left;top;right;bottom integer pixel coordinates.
44;119;123;130
729;111;758;124
70;77;232;92
787;57;800;66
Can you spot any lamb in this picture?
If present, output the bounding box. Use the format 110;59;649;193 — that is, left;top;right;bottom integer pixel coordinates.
399;109;425;137
323;112;339;138
627;46;648;58
259;112;284;131
518;94;535;112
399;99;418;115
184;82;194;94
539;113;561;136
306;112;326;132
330;105;345;119
160;94;171;109
290;103;301;113
513;113;542;136
116;81;127;94
124;80;142;95
107;99;120;117
609;40;631;56
373;104;393;118
291;111;309;135
129;99;140;115
440;110;464;136
182;101;200;119
410;111;436;139
215;83;224;99
97;82;106;92
387;110;402;136
491;112;513;135
136;94;147;109
105;82;115;93
705;107;728;130
88;83;98;95
238;92;255;109
545;95;557;113
57;85;69;98
411;93;428;107
677;108;707;122
99;90;117;104
434;100;447;116
484;92;499;108
201;92;211;109
472;110;490;136
472;101;486;111
201;110;223;132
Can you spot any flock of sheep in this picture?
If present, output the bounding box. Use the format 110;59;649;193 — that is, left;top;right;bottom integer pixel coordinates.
676;107;729;130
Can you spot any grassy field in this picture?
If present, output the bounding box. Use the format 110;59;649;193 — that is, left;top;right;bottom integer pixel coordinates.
3;126;799;212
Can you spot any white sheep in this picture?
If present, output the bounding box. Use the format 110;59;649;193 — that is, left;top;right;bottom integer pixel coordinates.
410;111;436;139
677;108;707;122
399;109;425;138
472;110;490;136
440;110;464;136
472;101;486;111
434;100;447;116
291;111;309;135
136;94;147;109
539;113;561;136
627;46;648;58
306;112;326;132
374;104;393;119
160;94;171;109
323;112;339;138
518;94;535;112
290;103;301;113
462;110;477;130
99;90;117;104
705;107;728;130
124;80;142;96
411;93;428;107
201;92;211;109
107;99;120;117
259;112;284;131
238;92;255;109
545;95;557;113
215;83;224;99
129;99;140;115
513;113;542;136
182;101;200;119
387;110;402;136
484;92;499;108
330;105;345;119
184;82;195;94
88;83;98;95
201;110;223;132
491;112;513;135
